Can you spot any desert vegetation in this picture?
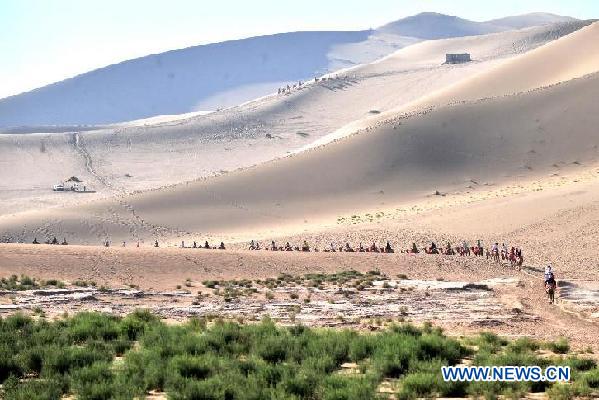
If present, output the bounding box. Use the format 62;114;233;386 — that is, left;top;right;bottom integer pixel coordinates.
0;311;598;399
0;275;66;291
201;270;386;298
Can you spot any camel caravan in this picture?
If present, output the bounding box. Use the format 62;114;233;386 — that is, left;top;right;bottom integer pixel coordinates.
31;237;68;245
23;235;522;268
276;74;351;95
246;239;524;267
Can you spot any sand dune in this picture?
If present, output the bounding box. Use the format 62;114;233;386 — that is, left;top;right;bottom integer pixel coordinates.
327;21;599;140
2;67;598;244
0;22;588;216
418;20;599;105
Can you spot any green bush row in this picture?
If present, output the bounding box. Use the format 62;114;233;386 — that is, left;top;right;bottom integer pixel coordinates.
0;311;596;400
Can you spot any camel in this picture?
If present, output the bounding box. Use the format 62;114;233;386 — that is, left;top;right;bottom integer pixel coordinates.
545;281;557;304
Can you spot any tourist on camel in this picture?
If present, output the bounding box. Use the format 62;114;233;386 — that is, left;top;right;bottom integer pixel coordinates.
345;242;355;252
410;242;419;253
501;243;508;260
51;236;58;245
427;242;438;254
219;242;226;250
285;242;293;251
385;241;393;253
154;240;159;248
516;248;524;268
62;238;68;245
32;238;39;244
204;241;210;249
302;241;310;252
358;242;365;252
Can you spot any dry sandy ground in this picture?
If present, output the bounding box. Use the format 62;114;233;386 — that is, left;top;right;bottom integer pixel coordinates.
1;243;597;351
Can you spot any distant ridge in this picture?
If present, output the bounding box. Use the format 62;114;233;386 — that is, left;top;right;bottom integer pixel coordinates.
0;12;577;127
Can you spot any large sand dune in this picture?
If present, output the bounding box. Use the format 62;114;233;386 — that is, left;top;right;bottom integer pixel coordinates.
2;65;598;244
0;22;589;216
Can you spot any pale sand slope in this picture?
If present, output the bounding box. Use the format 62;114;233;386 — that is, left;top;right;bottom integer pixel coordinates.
2;68;598;246
0;22;588;216
328;21;599;140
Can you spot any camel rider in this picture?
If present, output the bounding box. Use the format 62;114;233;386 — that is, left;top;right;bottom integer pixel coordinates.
544;266;555;285
411;243;419;253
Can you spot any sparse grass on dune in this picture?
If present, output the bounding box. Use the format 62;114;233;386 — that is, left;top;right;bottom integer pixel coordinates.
0;311;598;399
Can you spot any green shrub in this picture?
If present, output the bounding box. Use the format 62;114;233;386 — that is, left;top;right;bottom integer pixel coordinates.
396;372;437;399
508;337;540;353
564;356;596;372
70;362;115;400
67;312;120;342
0;344;21;382
581;368;599;388
547;338;570;354
546;383;574;400
1;376;63;400
320;374;379;400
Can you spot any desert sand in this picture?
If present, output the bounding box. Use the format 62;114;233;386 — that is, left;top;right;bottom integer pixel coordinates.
0;21;589;215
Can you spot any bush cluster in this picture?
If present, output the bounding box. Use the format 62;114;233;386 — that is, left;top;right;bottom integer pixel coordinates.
1;311;597;400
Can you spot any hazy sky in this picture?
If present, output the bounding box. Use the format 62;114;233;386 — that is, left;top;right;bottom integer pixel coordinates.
1;0;598;99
